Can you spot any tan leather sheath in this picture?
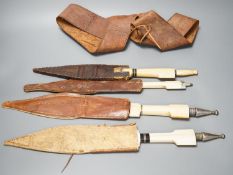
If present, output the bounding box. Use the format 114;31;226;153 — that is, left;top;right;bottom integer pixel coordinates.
4;123;139;154
57;4;199;53
24;79;142;94
2;93;130;120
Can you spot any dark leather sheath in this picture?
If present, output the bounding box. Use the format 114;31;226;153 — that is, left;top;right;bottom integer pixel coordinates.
33;64;130;80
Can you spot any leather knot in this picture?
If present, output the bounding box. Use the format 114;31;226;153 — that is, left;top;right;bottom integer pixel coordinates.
130;24;152;44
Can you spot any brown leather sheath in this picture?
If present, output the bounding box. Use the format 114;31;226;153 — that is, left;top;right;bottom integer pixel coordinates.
2;93;130;120
24;79;143;94
57;4;199;53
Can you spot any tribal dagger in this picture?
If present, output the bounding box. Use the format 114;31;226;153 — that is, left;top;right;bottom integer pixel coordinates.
4;124;225;154
24;80;192;94
2;93;218;120
33;64;198;80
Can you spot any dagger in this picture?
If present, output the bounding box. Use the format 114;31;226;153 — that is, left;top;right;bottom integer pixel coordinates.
24;79;192;94
4;124;225;154
2;93;218;120
33;64;198;80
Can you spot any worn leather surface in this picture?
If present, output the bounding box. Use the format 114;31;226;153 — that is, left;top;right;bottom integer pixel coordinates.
2;93;130;120
57;4;199;53
33;64;131;80
24;79;143;94
4;124;139;154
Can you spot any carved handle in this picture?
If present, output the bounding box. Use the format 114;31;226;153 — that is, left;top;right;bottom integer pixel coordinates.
148;129;197;146
141;104;190;119
122;68;197;79
135;68;176;79
142;81;192;90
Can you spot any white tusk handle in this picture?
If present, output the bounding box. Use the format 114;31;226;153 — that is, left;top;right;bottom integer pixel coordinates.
141;104;190;119
176;69;198;76
135;68;176;79
142;81;191;90
129;104;190;119
121;68;198;79
149;129;197;146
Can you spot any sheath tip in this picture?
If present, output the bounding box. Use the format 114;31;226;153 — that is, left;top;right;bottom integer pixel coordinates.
23;84;35;92
4;139;21;147
32;68;39;73
2;101;10;108
4;140;13;146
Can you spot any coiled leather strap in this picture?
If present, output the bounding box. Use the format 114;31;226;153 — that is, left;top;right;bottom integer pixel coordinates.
57;4;199;54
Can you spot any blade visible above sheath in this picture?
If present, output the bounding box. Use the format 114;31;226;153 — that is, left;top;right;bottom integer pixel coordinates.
33;64;130;80
24;79;142;94
2;93;130;120
4;124;139;154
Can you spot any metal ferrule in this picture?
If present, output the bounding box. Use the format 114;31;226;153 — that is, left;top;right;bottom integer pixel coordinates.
195;132;225;142
140;133;150;143
189;107;219;118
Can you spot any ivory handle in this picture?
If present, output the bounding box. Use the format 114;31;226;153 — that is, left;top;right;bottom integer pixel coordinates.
121;68;198;79
141;104;190;119
135;68;176;79
149;129;197;146
176;69;198;76
142;81;190;90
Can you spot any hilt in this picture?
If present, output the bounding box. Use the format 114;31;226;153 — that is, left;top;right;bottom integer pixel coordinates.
142;81;192;90
140;129;197;146
129;104;219;119
140;129;225;146
122;68;198;79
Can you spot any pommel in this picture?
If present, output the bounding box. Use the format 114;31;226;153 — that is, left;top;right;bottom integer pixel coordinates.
195;132;225;142
176;69;198;77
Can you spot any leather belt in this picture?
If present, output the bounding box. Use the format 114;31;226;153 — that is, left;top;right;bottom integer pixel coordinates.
57;4;199;54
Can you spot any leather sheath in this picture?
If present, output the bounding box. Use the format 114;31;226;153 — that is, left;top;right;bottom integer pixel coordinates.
4;124;139;154
2;93;130;120
33;64;130;80
24;79;143;94
57;4;199;53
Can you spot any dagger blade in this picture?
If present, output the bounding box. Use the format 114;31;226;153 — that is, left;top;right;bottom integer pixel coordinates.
2;93;130;120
